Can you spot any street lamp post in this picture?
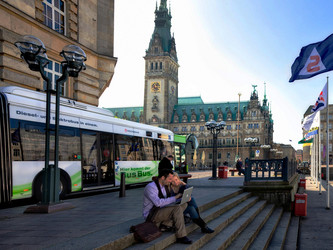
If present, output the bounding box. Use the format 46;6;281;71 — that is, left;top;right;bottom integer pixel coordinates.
270;148;277;159
15;35;86;212
260;144;271;159
236;93;241;161
244;137;258;159
205;120;226;179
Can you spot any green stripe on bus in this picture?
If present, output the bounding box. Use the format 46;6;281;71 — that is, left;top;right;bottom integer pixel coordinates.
12;183;32;200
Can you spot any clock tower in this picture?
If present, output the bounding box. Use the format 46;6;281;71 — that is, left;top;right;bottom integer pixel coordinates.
143;0;179;128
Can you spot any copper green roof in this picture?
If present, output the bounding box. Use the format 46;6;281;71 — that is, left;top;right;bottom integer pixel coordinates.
104;106;143;120
178;96;204;105
171;101;249;123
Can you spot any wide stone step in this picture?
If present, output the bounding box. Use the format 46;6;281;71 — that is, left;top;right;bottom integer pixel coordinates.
201;199;267;250
268;211;291;249
248;207;283;250
127;192;253;250
283;215;300;250
165;196;261;250
226;203;275;250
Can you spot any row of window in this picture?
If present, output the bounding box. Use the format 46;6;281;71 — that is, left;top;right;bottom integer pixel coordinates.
150;62;163;71
11;119;173;162
321;144;333;152
320;132;333;140
248;123;259;129
321;115;333;120
173;124;259;132
199;138;251;146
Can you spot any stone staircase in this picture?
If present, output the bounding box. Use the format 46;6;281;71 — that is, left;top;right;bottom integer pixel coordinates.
96;190;299;250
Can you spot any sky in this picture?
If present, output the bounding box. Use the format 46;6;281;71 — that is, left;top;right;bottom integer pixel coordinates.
99;0;333;150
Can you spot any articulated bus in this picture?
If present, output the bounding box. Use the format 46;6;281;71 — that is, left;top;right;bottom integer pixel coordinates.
0;86;175;204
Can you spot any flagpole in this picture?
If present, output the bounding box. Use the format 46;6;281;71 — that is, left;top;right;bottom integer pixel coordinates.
316;133;319;188
319;111;322;194
314;135;318;188
326;76;330;209
310;143;314;183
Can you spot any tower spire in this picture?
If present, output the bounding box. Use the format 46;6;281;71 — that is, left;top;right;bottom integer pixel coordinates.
146;0;177;61
160;0;167;9
263;82;268;106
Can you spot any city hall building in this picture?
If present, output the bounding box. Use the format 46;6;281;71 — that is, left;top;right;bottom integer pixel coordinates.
106;1;276;169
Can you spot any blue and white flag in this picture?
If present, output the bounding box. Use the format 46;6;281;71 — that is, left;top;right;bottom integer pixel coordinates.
306;127;319;138
302;110;320;131
311;82;328;113
290;33;333;82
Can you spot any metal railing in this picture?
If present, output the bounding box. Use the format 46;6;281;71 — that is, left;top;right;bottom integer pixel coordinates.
244;157;297;182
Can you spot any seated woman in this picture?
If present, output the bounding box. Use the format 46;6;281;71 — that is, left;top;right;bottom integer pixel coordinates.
169;173;214;234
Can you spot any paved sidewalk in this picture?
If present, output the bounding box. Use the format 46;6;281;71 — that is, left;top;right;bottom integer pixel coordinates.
298;177;333;250
0;171;244;249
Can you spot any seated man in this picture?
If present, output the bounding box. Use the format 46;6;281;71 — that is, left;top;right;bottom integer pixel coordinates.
143;169;192;244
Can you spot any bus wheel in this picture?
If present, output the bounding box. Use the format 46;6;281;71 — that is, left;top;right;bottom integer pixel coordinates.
33;174;69;202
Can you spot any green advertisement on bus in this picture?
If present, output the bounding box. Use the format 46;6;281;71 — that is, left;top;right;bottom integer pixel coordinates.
114;161;158;185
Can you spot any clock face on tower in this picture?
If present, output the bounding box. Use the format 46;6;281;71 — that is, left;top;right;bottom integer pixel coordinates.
150;82;161;93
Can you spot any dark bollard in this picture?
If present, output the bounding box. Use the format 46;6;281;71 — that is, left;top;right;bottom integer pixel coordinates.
119;172;126;197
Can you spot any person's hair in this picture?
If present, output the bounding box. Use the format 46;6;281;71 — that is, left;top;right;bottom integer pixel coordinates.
158;169;173;178
167;155;174;159
173;172;180;180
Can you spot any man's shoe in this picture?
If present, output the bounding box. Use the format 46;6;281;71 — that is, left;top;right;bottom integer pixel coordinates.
201;226;214;234
159;224;173;232
176;236;192;244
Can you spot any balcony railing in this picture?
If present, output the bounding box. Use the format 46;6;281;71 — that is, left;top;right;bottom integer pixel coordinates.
244;157;297;182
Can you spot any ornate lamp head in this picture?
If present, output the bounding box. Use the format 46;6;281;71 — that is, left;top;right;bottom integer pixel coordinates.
60;45;86;77
14;35;48;71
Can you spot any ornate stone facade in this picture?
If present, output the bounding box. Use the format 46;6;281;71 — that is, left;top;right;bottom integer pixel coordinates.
0;0;116;106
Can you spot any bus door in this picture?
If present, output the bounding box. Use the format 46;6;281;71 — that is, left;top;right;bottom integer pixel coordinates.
81;131;114;188
99;133;114;186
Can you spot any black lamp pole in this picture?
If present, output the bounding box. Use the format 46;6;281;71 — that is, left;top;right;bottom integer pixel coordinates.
206;120;226;179
15;36;86;211
244;137;258;160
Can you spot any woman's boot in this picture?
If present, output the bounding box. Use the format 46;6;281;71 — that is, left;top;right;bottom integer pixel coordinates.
192;217;214;234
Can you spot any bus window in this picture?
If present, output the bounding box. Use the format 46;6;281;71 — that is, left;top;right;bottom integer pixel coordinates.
11;120;80;162
139;137;154;160
132;137;154;161
115;134;133;161
156;140;174;160
11;121;45;161
58;128;80;161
